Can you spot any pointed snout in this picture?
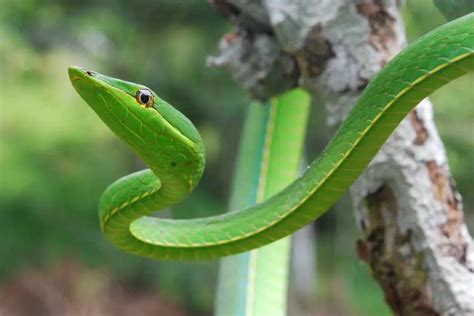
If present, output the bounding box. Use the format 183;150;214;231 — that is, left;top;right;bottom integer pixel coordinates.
68;65;99;85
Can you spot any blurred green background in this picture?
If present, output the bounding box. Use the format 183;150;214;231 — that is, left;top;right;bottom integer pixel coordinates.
0;1;472;315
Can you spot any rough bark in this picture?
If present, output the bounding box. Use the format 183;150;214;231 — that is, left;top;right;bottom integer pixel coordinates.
209;0;474;314
289;225;317;315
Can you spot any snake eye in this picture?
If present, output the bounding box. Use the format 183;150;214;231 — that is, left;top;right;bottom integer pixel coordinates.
135;89;154;108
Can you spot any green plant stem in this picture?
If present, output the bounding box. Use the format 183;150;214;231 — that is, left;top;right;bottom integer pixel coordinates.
215;89;310;315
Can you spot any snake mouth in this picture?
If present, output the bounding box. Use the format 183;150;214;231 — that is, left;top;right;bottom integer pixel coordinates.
68;66;95;83
68;65;203;151
68;67;89;88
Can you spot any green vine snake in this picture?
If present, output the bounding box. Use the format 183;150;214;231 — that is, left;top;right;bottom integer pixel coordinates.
69;14;473;261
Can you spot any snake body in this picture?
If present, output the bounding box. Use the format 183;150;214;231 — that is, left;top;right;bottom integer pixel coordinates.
69;14;474;260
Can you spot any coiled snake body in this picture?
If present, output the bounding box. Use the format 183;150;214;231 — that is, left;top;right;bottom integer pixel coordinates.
69;14;474;260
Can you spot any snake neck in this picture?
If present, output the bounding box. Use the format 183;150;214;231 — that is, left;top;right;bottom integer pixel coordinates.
149;146;205;199
68;66;206;197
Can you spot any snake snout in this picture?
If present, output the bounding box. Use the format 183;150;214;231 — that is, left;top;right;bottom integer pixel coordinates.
68;66;96;82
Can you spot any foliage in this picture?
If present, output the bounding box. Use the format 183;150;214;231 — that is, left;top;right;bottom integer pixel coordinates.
0;1;472;315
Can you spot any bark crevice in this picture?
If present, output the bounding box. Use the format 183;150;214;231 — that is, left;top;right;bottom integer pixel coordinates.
210;1;474;314
358;184;440;316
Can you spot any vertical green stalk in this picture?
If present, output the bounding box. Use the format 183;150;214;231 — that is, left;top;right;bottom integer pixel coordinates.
215;89;310;316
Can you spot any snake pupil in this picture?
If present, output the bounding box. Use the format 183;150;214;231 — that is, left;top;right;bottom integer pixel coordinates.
140;94;149;104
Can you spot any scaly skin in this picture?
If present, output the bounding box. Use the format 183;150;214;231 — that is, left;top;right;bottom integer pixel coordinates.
69;14;474;261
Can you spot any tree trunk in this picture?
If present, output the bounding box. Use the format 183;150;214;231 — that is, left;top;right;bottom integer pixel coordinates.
209;0;474;314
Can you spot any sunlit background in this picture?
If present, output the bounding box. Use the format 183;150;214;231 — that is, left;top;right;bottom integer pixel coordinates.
0;1;472;315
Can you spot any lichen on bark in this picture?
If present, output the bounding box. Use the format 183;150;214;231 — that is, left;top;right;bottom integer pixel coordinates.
209;0;474;314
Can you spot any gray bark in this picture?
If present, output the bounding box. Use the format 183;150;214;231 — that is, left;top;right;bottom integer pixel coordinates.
209;0;474;315
289;225;317;316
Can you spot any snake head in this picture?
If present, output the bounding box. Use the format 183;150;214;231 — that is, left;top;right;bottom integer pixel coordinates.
68;66;205;183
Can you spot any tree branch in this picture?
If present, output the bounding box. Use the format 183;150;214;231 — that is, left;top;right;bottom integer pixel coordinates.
210;0;474;314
